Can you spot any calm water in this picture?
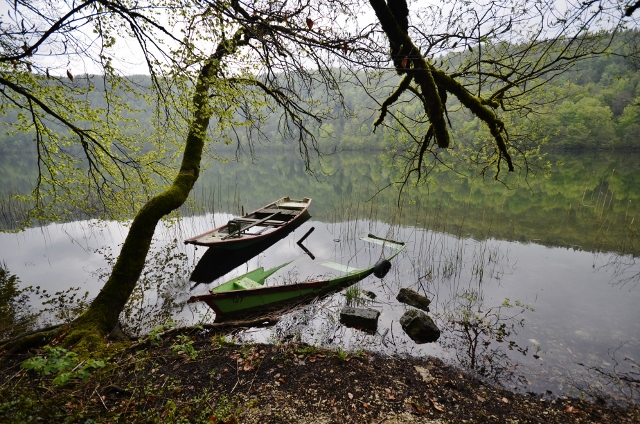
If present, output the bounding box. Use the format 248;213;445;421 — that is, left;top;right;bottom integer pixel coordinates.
1;150;639;404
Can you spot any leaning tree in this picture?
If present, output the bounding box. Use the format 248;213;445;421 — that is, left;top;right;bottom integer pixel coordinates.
0;0;637;351
0;0;374;351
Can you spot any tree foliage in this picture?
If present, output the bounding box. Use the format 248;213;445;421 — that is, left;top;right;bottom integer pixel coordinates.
0;0;638;350
0;0;372;226
0;0;372;350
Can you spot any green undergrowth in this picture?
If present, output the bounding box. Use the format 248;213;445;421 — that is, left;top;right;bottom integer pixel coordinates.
0;325;360;423
0;329;250;423
2;327;639;424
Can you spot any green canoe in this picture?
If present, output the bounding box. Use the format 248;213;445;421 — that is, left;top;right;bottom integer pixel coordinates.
187;235;405;320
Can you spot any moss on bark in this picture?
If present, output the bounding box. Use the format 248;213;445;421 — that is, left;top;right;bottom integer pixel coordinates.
1;32;248;354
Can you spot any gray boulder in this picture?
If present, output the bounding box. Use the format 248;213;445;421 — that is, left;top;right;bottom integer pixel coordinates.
399;309;440;343
396;288;431;312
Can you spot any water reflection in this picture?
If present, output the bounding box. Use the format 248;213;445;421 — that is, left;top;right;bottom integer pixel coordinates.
184;150;640;258
1;150;640;404
233;220;640;404
572;342;640;405
189;214;309;287
437;290;533;390
1;212;639;403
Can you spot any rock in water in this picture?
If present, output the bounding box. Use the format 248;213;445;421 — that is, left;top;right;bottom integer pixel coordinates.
396;288;431;312
362;290;377;299
400;309;440;343
340;307;380;332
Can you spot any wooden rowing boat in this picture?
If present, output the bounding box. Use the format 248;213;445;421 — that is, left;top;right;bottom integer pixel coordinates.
187;235;405;320
184;197;311;248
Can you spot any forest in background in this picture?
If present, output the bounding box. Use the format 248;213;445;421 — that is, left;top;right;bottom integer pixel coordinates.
1;32;639;161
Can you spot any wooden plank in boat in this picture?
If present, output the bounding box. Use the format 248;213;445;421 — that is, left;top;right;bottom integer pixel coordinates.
278;201;308;209
261;208;299;215
234;218;287;226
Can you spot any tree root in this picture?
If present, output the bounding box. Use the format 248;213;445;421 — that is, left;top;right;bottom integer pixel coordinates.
1;319;109;357
1;315;279;359
0;325;66;357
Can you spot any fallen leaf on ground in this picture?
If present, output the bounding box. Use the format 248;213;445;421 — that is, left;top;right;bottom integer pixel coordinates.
428;397;444;412
566;406;581;414
406;401;427;414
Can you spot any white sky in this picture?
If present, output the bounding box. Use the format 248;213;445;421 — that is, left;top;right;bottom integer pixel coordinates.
1;0;636;77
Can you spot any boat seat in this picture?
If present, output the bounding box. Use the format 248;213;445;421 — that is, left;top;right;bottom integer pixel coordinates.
234;277;263;290
278;201;308;209
234;218;287;226
261;208;299;215
226;220;243;237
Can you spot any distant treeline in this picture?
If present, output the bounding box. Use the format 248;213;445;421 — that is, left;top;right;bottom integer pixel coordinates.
1;33;639;159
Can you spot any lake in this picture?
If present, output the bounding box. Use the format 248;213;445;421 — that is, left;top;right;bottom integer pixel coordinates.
1;149;639;405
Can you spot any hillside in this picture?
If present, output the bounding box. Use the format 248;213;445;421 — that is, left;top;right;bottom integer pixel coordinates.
1;32;639;161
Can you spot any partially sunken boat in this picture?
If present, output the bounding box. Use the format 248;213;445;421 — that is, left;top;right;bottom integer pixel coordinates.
187;235;405;320
184;197;311;249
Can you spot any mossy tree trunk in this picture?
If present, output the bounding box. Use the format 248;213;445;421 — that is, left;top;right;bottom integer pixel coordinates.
2;34;246;353
63;60;231;349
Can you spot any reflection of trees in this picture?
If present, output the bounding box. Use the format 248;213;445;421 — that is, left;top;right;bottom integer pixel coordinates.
438;290;533;388
572;343;640;406
597;226;640;290
190;150;640;257
0;263;36;339
601;254;640;291
94;238;191;337
0;263;90;340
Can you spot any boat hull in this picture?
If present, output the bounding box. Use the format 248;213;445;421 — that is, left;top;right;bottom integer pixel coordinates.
188;270;373;320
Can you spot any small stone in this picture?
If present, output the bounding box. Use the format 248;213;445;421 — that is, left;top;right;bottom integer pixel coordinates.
362;290;377;299
414;365;434;383
396;288;431;312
